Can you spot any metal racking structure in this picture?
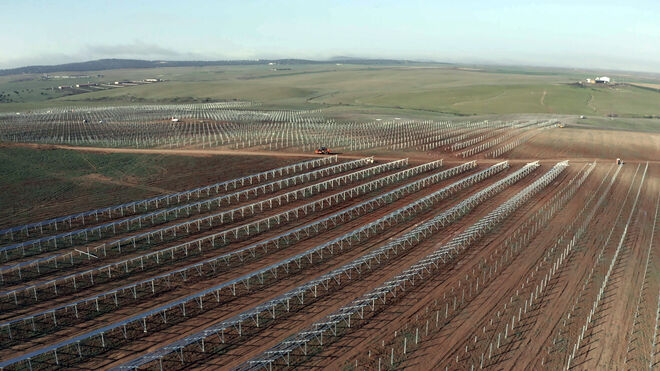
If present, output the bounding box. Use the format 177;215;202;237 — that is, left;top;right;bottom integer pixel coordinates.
0;156;337;242
485;123;555;158
566;163;648;369
1;102;555;155
0;159;421;305
1;160;467;344
456;121;557;158
0;161;517;370
240;161;568;370
354;162;596;370
0;157;377;279
112;161;540;370
0;157;374;262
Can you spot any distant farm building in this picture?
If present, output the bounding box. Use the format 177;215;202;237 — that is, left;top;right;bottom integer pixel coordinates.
585;76;611;84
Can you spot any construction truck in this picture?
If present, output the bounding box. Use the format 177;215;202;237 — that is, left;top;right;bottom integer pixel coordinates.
315;146;332;155
617;158;623;165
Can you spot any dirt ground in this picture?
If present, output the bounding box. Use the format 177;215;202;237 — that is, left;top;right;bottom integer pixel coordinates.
0;123;658;370
509;127;660;161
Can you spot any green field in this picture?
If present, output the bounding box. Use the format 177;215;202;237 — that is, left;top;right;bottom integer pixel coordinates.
0;146;157;225
1;62;658;228
0;146;297;227
2;63;660;118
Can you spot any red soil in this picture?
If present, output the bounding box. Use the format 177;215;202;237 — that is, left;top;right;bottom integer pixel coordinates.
2;124;659;371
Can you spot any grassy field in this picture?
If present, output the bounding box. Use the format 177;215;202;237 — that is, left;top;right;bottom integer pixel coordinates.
0;145;298;227
0;146;156;225
1;63;660;119
1;61;658;227
359;82;660;116
573;116;660;133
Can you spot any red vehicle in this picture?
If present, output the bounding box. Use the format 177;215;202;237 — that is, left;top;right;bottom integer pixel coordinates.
315;147;332;155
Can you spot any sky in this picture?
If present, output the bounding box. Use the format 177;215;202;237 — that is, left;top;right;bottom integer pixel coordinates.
1;0;659;72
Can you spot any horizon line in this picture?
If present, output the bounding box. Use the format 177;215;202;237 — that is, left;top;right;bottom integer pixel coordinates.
2;57;660;77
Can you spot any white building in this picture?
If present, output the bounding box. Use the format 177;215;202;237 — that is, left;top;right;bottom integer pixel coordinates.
595;76;611;83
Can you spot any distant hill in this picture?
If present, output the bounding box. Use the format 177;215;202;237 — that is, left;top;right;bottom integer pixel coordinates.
0;58;427;76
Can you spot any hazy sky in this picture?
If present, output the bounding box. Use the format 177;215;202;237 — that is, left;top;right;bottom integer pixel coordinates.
2;0;659;72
